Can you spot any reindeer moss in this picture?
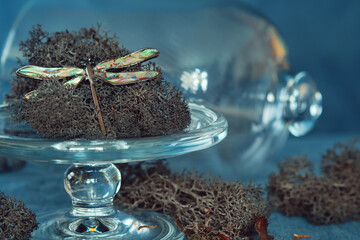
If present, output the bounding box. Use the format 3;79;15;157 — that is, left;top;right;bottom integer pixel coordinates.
268;139;360;225
115;160;269;240
7;25;190;139
0;191;38;240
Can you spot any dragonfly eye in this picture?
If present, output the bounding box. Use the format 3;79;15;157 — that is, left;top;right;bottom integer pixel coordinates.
87;58;95;66
80;59;95;67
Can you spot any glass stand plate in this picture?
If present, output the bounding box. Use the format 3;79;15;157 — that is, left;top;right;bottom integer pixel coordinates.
0;103;227;239
0;103;227;164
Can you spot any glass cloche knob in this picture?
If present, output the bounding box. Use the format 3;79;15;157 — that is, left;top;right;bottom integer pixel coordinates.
281;72;323;137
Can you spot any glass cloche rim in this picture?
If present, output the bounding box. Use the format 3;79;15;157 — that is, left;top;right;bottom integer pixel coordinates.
0;102;228;164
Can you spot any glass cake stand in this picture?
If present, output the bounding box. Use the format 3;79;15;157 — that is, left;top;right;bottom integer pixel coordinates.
0;103;227;239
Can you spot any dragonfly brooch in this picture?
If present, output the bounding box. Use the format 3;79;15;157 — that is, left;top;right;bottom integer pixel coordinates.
16;48;160;136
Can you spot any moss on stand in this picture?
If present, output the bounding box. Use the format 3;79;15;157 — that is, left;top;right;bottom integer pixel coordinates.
8;25;190;140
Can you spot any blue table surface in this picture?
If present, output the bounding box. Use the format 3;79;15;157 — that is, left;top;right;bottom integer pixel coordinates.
0;132;359;240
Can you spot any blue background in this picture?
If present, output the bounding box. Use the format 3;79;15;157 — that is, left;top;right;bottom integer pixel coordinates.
1;1;360;239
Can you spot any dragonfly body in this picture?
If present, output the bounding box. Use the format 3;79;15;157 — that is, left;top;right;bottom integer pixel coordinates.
16;48;160;98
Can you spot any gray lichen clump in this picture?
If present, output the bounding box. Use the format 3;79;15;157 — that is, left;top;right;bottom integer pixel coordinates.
7;25;190;139
268;140;360;224
0;191;38;240
115;161;269;239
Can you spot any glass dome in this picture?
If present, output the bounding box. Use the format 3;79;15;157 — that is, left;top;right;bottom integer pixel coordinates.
0;0;322;172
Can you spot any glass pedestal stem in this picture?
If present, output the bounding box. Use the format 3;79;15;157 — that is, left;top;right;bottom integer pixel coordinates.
64;163;121;233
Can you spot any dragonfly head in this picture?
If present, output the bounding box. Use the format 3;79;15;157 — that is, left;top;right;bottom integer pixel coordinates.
80;58;95;68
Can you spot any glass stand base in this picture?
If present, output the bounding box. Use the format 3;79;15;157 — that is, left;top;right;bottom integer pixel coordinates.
32;209;185;239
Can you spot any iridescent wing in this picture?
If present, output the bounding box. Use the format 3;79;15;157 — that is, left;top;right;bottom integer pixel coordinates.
16;65;85;80
24;90;38;100
23;75;85;100
63;75;85;90
17;66;86;99
98;71;159;85
94;48;160;71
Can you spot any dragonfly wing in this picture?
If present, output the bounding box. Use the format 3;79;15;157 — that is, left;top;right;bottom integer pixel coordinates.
63;75;85;90
24;90;38;100
23;75;84;100
99;71;159;85
95;48;160;71
16;65;85;80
